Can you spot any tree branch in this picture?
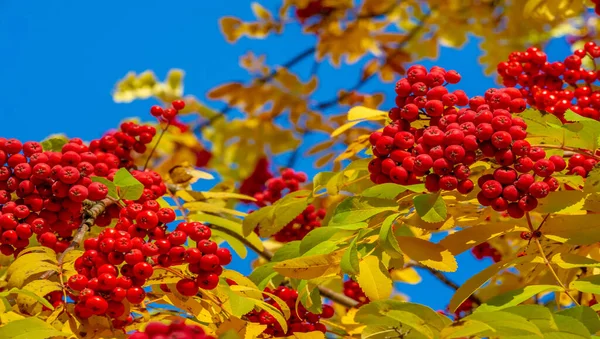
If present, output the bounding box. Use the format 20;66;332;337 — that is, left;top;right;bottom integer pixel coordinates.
410;263;483;306
41;198;113;279
315;6;436;111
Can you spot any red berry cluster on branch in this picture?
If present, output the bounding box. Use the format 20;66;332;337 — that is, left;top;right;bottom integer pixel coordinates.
245;286;333;337
248;168;326;242
343;279;370;307
62;101;232;324
497;44;600;121
239;157;273;198
567;153;598;178
368;64;569;218
471;242;501;262
129;320;214;339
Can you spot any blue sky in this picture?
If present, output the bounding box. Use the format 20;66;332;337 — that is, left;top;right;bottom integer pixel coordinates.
0;1;574;312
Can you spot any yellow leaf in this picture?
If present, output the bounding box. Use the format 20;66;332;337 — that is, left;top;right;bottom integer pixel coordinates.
331;120;362;138
7;262;57;289
397;236;457;272
216;317;267;338
448;255;543;312
144;267;184;287
543;214;600;244
390;267;421;284
287;332;326;339
251;2;272;20
177;190;255;202
183;201;247;218
438;222;525;255
164;294;218;323
168;165;214;185
348;106;388;121
18;280;61;312
357;256;393;301
273;250;345;279
361;59;380;81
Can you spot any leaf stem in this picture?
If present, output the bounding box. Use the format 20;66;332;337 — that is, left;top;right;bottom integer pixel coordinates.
143;121;171;170
525;212;579;306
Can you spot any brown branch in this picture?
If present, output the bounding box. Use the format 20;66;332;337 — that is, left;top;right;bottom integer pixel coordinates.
315;6;436;110
41;198;113;279
410;263;483;306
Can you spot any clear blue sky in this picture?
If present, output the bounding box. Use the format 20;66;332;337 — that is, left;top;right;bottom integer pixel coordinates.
0;1;574;312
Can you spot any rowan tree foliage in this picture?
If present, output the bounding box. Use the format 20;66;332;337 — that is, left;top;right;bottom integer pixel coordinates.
4;1;600;338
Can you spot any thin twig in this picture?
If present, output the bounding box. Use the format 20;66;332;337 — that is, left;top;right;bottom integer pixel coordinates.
143;121;171;170
525;212;580;306
411;263;483;305
41;198;113;279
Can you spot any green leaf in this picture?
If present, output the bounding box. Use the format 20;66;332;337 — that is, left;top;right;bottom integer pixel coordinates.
0;317;69;339
462;311;543;338
584;167;600;194
40;136;68;152
441;319;495;339
90;176;118;199
361;183;424;199
299;223;365;254
379;213;403;258
271;241;301;262
269;191;311;238
561;111;600;151
537;190;587;214
341;236;360;275
570;274;600;294
312;171;336;195
557;306;600;334
248;263;279;290
112;168;144;200
242;205;275;237
503;305;558;333
413;193;446;223
302;240;339;257
356;256;392;301
330;196;397;225
551;314;592;338
476;285;563;312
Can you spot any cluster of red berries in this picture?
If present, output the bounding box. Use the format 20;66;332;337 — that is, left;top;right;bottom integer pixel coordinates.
246;286;332;337
497;44;600;121
0;98;229;328
452;298;476;318
248;168;326;242
474;144;562;218
150;100;186;122
343;279;369;307
0;134;145;256
567;153;598;178
294;0;334;23
130;320;214;339
368;64;572;218
471;242;501;262
239;157;273;198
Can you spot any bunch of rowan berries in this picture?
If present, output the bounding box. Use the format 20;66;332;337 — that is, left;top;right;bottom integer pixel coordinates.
245;286;333;337
59;101;232;323
239;157;273;198
471;242;502;262
129;320;214;339
248;168;326;242
368;63;576;218
497;44;600;121
343;279;370;307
